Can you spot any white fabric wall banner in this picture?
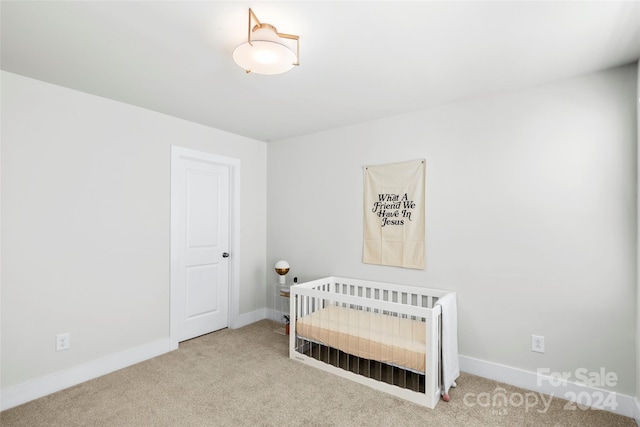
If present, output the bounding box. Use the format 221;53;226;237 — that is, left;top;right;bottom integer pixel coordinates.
363;159;425;269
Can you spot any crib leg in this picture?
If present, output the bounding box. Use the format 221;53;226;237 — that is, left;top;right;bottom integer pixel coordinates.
442;393;450;402
451;381;457;388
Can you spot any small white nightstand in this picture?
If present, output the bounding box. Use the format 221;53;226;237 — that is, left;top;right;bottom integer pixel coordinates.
273;284;290;335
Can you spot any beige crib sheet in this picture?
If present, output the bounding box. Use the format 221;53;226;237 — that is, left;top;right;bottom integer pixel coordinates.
296;305;427;373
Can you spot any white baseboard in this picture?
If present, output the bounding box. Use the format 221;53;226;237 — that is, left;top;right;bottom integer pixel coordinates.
460;355;637;420
233;308;268;328
0;338;171;411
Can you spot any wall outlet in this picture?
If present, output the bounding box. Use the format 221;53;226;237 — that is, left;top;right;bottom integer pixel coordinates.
56;333;70;351
531;334;544;353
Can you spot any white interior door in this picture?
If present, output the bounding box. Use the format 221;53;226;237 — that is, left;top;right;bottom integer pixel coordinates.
172;150;230;342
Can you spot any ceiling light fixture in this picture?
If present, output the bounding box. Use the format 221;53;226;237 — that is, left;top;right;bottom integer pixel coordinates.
232;8;299;75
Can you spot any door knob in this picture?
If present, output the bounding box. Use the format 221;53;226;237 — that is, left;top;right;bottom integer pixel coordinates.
222;252;230;258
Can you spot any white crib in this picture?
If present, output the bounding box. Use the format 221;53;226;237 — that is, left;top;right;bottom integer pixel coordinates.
289;276;453;409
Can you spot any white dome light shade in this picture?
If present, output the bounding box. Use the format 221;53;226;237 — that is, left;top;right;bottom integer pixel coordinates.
233;24;297;74
233;40;297;75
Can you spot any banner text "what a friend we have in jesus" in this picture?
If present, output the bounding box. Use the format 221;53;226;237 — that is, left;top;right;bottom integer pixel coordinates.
370;193;417;227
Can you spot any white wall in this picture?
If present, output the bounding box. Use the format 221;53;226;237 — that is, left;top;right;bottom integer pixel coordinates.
636;58;640;413
1;72;267;391
268;64;638;395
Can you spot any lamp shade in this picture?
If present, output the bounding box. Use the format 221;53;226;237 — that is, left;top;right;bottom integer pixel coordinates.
233;28;297;75
274;260;290;276
275;260;290;285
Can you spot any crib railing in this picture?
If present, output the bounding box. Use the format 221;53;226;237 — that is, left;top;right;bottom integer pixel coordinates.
293;277;447;314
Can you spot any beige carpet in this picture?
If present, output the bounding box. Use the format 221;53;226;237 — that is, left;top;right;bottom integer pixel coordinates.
1;320;635;426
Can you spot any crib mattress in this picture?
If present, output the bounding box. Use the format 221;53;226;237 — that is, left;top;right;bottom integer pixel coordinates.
296;305;427;373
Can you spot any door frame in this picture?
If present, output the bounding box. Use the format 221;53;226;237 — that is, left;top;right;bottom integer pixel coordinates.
170;145;241;350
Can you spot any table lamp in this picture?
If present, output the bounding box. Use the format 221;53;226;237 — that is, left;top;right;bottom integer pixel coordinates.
274;260;290;285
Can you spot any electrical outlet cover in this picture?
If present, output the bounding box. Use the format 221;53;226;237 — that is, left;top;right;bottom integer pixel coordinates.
531;334;544;353
56;333;70;351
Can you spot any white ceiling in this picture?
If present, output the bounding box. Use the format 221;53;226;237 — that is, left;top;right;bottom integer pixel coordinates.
2;1;639;142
